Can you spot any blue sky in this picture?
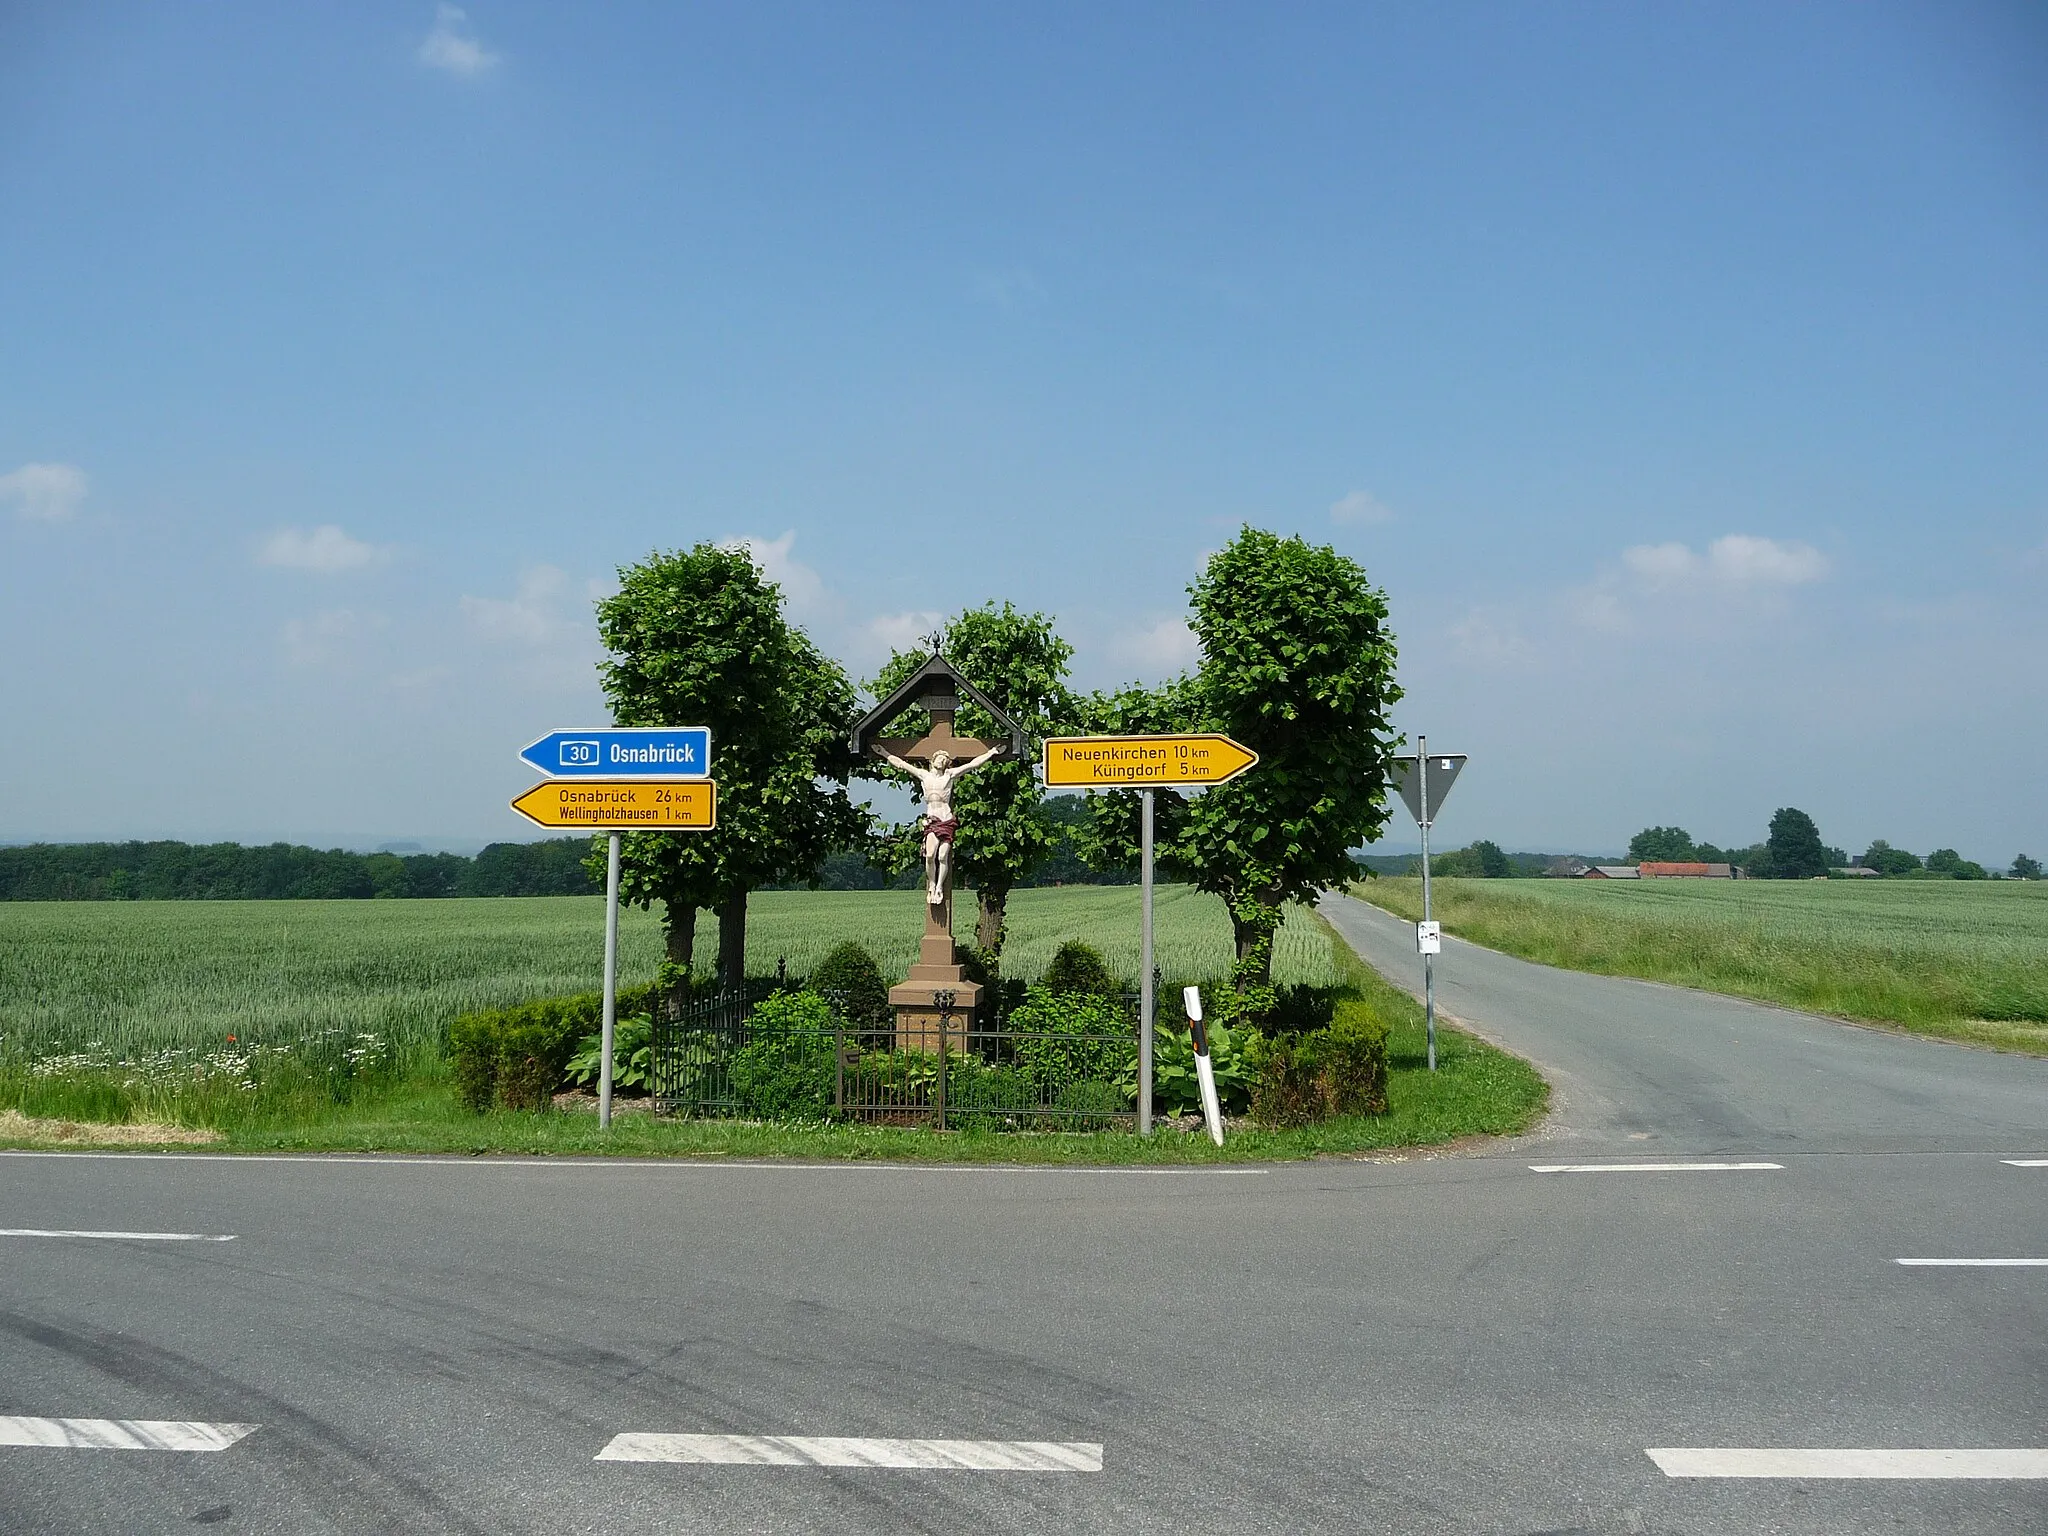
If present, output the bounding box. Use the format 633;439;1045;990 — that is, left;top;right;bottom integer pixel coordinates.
3;2;2043;861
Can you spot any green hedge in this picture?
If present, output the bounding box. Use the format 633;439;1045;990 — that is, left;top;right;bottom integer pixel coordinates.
449;983;658;1113
1248;997;1390;1127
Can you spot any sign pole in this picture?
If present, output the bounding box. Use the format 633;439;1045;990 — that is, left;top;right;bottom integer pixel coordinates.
599;831;621;1129
1139;789;1155;1136
1418;736;1436;1073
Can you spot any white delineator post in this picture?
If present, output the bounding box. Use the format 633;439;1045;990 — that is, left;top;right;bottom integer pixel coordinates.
1139;789;1155;1136
1185;985;1224;1146
599;831;622;1129
1417;736;1435;1073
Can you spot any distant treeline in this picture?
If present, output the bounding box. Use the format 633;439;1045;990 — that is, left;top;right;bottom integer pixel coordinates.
0;798;1139;902
0;839;601;901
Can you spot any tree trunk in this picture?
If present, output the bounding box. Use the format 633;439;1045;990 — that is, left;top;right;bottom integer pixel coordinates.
717;890;748;989
1228;890;1283;988
975;880;1010;967
662;901;697;1009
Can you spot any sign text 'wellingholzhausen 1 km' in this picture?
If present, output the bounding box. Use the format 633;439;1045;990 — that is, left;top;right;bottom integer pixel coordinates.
1041;734;1259;789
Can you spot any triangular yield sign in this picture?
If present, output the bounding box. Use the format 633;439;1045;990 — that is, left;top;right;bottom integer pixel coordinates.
1391;753;1466;826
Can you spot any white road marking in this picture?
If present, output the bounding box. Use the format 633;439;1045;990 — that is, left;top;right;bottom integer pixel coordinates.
1528;1162;1782;1173
1896;1258;2048;1267
596;1434;1102;1470
2004;1159;2048;1168
0;1150;1249;1175
1648;1447;2048;1479
0;1418;257;1452
0;1229;234;1242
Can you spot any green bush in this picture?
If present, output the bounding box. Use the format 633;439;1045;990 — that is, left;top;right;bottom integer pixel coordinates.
1052;1078;1127;1129
448;983;658;1113
1007;986;1135;1089
945;1059;1040;1128
1042;940;1121;999
809;942;890;1027
1248;997;1390;1127
725;989;839;1120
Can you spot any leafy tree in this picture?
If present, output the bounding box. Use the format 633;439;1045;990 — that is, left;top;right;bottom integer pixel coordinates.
1925;848;1988;880
868;602;1078;969
1762;807;1828;879
1861;839;1921;876
2013;854;2043;881
1472;839;1512;878
1084;528;1402;1018
595;542;866;1000
1628;826;1696;863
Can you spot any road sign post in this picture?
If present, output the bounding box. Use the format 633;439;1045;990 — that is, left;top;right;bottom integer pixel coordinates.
1391;739;1467;1072
515;728;715;1129
1043;733;1257;1133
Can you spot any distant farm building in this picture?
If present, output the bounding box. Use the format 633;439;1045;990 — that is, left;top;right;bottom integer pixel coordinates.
1584;865;1640;879
1637;861;1735;879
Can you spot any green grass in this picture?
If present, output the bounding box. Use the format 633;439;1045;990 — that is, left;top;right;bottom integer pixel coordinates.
1358;876;2048;1053
0;889;1545;1159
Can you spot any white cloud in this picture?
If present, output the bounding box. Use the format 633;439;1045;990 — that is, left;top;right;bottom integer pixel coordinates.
418;4;499;77
1330;489;1395;527
722;530;827;616
258;525;389;573
0;462;87;522
972;267;1046;308
281;608;385;668
1622;533;1827;589
461;564;575;646
864;610;947;659
1109;618;1201;676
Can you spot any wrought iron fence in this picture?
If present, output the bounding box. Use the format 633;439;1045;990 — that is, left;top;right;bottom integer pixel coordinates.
650;984;1142;1130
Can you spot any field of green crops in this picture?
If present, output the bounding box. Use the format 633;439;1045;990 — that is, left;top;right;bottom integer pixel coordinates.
0;884;1334;1069
1360;876;2048;1051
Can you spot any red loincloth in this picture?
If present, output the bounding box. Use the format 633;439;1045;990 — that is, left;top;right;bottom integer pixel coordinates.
923;817;960;845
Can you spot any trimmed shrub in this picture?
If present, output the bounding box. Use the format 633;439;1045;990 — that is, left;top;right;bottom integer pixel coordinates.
727;989;838;1120
1248;997;1390;1127
809;942;890;1028
1042;940;1121;999
448;983;657;1113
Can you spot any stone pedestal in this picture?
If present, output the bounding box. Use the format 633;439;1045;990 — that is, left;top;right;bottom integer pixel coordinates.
888;894;980;1051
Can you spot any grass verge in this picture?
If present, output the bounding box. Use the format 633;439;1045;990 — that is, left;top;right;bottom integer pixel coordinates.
1;915;1547;1163
1356;876;2048;1054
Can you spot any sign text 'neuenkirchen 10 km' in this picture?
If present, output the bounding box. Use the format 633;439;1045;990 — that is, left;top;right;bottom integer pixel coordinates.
510;780;716;830
1042;734;1259;789
518;727;711;780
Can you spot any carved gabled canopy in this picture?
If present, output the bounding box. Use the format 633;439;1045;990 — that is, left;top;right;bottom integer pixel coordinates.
848;652;1028;760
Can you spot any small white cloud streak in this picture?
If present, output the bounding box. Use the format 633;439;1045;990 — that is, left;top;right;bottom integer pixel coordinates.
0;462;87;522
1330;490;1395;527
1622;534;1828;588
721;530;827;616
418;4;499;77
281;608;385;668
461;565;573;646
1110;618;1201;677
258;525;388;573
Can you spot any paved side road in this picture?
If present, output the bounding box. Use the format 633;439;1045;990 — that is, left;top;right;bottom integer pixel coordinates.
1320;891;2048;1157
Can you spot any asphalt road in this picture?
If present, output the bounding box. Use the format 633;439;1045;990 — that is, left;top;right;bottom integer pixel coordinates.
1;896;2041;1535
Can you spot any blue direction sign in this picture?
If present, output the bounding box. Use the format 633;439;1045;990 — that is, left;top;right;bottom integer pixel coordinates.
519;727;711;780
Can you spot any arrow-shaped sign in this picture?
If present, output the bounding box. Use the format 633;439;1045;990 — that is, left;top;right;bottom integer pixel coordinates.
519;727;711;780
1042;734;1259;789
511;780;716;830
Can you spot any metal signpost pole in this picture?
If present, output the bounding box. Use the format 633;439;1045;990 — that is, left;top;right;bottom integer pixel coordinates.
1418;736;1436;1073
1139;789;1155;1136
598;831;622;1129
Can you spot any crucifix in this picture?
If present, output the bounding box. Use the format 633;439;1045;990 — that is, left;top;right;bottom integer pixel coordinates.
848;652;1029;1042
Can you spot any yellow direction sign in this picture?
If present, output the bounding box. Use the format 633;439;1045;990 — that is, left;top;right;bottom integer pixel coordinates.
510;780;716;830
1042;734;1258;789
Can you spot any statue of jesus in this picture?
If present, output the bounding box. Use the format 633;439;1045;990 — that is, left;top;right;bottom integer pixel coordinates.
877;743;1007;905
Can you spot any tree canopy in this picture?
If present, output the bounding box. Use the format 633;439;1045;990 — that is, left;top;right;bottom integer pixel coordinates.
1085;527;1401;1016
1762;806;1828;879
595;541;865;992
1628;826;1696;863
